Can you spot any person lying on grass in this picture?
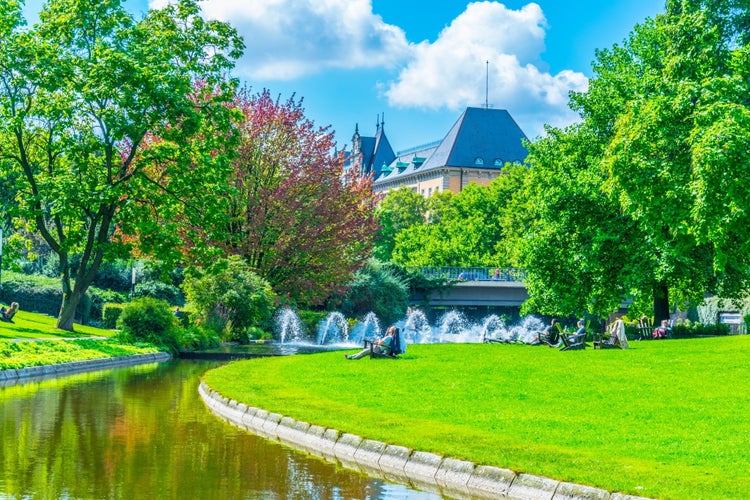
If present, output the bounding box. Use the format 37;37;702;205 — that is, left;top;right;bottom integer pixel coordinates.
0;302;19;322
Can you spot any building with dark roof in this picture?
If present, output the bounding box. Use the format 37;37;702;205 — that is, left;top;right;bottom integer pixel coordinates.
344;107;528;197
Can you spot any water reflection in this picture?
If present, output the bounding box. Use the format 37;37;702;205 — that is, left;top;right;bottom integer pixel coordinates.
0;360;439;499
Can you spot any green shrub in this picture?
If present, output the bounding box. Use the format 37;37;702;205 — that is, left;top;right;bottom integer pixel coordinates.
295;310;326;341
182;256;276;342
245;326;272;341
80;288;127;325
339;260;409;326
102;303;126;329
671;321;730;338
0;271;126;324
134;280;183;305
178;325;221;351
115;297;179;353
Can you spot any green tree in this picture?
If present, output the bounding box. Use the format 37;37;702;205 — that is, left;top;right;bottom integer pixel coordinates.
392;169;525;267
206;89;380;307
0;0;242;330
373;186;426;261
505;0;750;321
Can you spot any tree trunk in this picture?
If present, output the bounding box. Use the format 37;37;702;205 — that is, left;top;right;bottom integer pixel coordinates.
653;283;670;325
55;252;78;332
56;290;82;331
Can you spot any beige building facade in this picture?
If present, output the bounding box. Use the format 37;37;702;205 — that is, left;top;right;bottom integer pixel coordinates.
344;107;528;196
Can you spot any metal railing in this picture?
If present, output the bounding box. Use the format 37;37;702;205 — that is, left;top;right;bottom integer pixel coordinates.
406;266;526;282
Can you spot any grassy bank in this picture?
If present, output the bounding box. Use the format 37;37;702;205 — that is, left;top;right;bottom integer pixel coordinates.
204;337;750;500
0;309;158;370
0;307;113;340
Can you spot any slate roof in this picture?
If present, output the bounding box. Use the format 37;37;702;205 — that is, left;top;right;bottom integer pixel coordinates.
360;127;396;178
374;107;528;184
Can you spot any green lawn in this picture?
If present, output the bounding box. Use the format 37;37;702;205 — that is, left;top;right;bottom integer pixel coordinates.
204;337;750;500
0;307;114;340
0;308;158;369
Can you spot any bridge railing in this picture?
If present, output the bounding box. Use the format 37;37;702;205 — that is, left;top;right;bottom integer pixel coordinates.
405;266;526;282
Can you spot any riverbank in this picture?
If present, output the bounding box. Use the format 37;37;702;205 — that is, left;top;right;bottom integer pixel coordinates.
0;309;166;375
0;351;171;384
202;338;750;500
200;379;647;500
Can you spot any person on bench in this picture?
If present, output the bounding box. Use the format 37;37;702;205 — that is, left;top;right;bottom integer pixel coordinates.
346;326;397;360
0;302;19;322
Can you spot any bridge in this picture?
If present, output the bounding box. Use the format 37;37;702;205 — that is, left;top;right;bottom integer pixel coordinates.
406;267;528;307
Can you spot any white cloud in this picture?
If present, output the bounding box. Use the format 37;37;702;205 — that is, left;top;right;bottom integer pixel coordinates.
384;2;588;137
147;0;586;136
166;0;412;80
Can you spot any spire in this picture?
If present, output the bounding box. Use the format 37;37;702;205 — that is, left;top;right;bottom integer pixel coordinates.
352;123;361;155
485;60;489;109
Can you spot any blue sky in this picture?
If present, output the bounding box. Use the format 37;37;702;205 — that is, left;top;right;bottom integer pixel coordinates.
23;0;665;153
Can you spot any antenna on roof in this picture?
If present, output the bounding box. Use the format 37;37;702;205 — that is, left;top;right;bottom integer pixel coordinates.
485;60;489;109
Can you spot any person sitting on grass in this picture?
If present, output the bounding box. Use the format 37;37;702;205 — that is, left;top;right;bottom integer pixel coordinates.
0;302;19;322
653;319;670;339
346;326;397;360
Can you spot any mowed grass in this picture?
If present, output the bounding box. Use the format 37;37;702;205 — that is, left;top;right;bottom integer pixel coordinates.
204;337;750;500
0;307;157;370
0;307;114;340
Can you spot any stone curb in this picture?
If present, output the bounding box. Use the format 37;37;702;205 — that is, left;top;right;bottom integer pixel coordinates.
198;381;653;500
0;352;171;383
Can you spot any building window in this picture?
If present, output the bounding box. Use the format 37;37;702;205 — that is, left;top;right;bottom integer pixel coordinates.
428;187;432;197
474;157;484;166
494;158;503;167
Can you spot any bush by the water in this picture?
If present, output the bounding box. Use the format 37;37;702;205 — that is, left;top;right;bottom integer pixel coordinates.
115;297;179;353
177;325;221;351
182;257;275;342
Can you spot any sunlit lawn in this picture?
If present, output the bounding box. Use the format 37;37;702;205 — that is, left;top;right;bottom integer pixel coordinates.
0;308;157;370
0;307;113;340
204;336;750;500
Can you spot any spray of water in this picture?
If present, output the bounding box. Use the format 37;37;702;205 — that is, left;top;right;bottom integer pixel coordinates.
274;307;547;348
317;312;349;345
275;308;304;343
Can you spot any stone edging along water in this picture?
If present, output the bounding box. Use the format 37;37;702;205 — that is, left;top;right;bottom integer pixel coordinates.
199;381;651;500
0;352;172;382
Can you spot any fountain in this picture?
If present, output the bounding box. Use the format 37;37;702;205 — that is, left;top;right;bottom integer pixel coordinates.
271;307;547;350
348;312;381;345
317;312;349;345
403;309;431;344
436;310;473;343
479;314;505;342
275;307;305;343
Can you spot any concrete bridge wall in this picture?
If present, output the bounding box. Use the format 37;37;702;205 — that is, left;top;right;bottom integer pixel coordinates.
411;280;528;308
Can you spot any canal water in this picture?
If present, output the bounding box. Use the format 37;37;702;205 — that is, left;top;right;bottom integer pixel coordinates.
0;360;439;499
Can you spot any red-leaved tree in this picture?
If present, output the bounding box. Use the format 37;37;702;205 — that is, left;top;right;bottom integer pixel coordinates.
218;89;380;306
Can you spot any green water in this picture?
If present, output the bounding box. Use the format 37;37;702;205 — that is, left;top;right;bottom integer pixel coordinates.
0;360;438;499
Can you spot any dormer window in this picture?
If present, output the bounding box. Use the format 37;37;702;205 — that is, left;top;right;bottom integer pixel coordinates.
494;158;503;167
474;157;484;166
